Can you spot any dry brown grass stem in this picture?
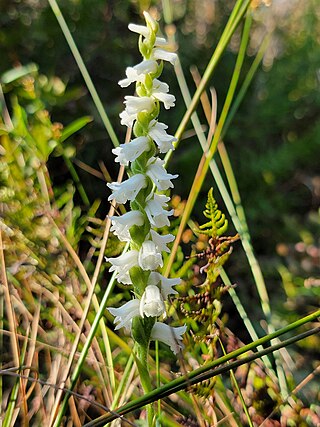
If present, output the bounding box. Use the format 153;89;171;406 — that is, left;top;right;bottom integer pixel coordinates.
47;128;129;425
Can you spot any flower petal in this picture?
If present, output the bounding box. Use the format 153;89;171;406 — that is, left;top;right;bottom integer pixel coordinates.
110;210;145;242
151;322;187;354
148;272;180;299
107;174;147;204
140;285;165;318
112;136;150;166
146;157;178;191
108;299;140;330
145;194;174;228
106;250;139;284
138;240;163;270
150;229;174;253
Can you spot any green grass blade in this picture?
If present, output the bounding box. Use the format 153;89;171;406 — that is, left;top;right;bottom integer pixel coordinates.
164;0;251;165
83;310;320;426
47;0;119;148
165;7;252;275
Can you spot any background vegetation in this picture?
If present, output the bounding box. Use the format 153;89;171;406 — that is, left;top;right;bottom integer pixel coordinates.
1;0;319;426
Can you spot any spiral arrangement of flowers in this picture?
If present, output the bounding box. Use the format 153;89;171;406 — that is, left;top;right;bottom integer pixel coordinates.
106;12;186;358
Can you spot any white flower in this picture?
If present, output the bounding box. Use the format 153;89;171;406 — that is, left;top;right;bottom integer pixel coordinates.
120;96;154;127
146;157;178;191
152;48;177;65
107;174;147;204
139;285;165;318
119;110;135;128
145;193;174;228
107;299;140;331
110;210;145;242
118;60;158;88
112;136;150;166
138;240;163;270
128;23;150;38
151;322;187;354
152;79;176;109
150;229;174;253
106;250;139;284
147;272;180;299
148;120;177;153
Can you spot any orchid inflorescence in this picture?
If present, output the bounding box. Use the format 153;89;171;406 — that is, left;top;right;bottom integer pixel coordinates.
106;12;186;356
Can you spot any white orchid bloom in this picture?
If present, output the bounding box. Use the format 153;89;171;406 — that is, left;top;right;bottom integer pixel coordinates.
124;96;154;115
140;285;165;318
145;193;174;228
147;272;180;299
138;240;163;270
152;48;177;65
107;174;147;204
146;157;178;191
128;23;150;38
119;110;135;128
149;229;174;253
151;322;187;354
112;136;151;166
107;299;140;331
152;79;176;109
118;60;158;88
110;211;145;242
120;96;154;127
148;120;177;153
105;250;139;284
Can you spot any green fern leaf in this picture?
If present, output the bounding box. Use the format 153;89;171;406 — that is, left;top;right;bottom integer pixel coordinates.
197;188;228;237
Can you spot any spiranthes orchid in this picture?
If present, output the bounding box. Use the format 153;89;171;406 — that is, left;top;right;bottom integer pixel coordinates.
105;11;186;408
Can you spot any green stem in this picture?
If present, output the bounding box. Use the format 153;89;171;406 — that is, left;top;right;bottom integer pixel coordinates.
135;343;154;426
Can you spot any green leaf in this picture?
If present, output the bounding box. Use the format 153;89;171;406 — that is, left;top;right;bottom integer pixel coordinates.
60;116;93;142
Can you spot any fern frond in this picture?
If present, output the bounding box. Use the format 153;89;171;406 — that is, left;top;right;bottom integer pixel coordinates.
197;188;228;237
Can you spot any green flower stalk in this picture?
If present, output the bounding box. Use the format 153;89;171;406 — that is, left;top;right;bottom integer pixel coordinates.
106;11;186;398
